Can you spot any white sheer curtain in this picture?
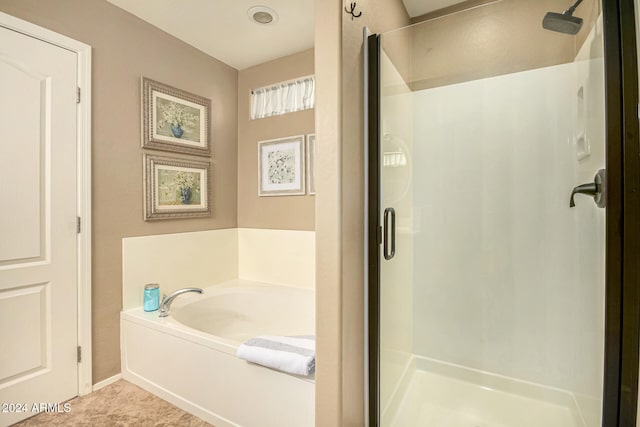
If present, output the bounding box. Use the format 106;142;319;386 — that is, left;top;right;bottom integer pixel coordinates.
250;76;315;119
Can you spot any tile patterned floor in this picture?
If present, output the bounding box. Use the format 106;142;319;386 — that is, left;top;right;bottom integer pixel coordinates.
13;380;213;427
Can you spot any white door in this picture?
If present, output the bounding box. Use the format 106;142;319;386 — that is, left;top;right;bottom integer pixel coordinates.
0;25;78;426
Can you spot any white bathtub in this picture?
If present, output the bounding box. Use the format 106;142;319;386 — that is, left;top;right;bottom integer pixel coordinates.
120;279;315;427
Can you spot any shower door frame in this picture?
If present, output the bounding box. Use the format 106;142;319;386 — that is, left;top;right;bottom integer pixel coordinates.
365;0;640;425
603;0;640;424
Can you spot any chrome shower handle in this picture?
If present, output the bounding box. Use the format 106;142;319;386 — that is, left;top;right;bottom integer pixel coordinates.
569;169;606;208
383;207;396;260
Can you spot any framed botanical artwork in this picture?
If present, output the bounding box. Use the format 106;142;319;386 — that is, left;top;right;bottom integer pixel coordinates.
143;154;210;220
258;135;306;196
142;77;211;157
306;134;316;195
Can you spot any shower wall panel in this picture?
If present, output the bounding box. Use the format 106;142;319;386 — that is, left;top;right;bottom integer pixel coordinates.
410;52;605;410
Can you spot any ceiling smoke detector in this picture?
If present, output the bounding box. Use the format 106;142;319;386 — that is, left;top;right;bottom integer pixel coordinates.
248;6;278;25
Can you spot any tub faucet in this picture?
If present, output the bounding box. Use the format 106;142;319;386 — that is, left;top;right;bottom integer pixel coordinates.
159;287;203;317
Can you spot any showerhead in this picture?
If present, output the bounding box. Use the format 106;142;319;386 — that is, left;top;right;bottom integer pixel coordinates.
542;0;584;35
542;12;583;34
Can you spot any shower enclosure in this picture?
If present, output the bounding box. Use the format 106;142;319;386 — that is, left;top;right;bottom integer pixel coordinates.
366;1;640;426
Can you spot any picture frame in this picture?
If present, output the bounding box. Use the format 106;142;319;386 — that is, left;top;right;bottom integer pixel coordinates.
142;77;211;157
258;135;306;196
306;134;316;195
143;154;210;220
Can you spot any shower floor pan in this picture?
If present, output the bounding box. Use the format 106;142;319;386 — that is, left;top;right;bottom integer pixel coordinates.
384;356;585;427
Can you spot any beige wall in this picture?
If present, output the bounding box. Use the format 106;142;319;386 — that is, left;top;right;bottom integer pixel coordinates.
315;0;410;425
408;0;601;90
237;49;315;230
314;0;343;425
0;0;238;383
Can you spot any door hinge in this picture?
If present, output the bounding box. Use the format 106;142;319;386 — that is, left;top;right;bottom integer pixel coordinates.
76;216;81;234
77;346;82;363
76;87;81;104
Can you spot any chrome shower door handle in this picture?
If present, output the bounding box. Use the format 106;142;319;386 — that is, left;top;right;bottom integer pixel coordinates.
383;207;396;260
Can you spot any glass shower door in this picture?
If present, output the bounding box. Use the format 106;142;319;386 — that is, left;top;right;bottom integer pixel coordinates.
375;2;607;426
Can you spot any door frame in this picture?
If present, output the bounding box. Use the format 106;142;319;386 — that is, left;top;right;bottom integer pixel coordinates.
365;31;381;427
0;11;93;396
365;1;640;425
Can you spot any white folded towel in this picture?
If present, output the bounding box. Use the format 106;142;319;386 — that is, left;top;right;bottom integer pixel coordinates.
236;335;315;376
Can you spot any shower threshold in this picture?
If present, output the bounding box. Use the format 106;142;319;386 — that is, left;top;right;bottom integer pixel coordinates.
383;355;588;427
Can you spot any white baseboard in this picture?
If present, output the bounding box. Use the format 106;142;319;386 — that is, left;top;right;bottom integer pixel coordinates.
92;373;122;392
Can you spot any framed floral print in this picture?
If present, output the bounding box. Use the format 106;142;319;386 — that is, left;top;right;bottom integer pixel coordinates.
306;134;316;195
142;77;211;156
258;135;306;196
143;154;210;220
